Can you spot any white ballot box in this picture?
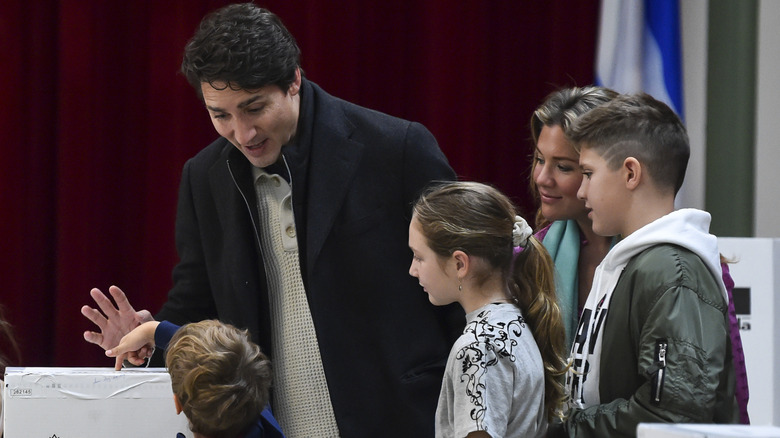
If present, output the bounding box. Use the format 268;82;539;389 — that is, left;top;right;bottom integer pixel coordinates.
3;367;193;437
638;423;780;437
718;238;780;426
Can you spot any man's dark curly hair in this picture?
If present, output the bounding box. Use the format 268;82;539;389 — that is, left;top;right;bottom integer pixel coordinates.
181;3;301;98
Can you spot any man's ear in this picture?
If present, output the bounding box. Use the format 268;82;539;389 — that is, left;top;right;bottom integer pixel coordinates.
173;393;183;415
288;67;302;96
623;157;642;190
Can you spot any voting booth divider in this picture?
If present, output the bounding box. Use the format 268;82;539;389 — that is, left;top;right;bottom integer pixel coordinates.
718;238;780;427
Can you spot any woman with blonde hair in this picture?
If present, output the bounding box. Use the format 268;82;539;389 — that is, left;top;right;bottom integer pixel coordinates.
529;86;619;347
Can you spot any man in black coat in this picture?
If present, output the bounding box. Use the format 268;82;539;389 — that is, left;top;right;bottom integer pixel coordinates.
81;3;462;437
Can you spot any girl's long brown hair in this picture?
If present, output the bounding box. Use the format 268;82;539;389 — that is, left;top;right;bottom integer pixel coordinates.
413;181;567;420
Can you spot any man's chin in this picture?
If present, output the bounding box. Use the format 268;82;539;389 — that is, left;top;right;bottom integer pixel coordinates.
245;152;282;168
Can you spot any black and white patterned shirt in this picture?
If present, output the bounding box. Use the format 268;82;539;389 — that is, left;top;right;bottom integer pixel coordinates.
436;303;547;438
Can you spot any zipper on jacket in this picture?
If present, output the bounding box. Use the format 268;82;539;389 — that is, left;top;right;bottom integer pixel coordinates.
227;159;262;247
651;338;667;405
228;155;296;247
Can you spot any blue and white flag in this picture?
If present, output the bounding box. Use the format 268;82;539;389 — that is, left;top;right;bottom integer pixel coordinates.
595;0;684;119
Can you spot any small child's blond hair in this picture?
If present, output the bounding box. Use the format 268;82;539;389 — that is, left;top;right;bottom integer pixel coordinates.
166;320;272;437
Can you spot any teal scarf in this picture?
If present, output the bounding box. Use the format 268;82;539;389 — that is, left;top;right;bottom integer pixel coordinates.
541;220;581;347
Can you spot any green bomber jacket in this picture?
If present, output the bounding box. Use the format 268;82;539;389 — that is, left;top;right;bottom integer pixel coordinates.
553;244;739;438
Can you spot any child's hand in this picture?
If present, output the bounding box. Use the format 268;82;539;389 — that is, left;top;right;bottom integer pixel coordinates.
106;321;160;370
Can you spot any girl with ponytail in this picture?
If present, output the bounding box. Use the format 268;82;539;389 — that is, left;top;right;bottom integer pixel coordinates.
409;181;567;438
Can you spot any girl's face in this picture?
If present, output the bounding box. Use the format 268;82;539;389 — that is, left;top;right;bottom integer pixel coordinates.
408;217;459;307
533;125;590;223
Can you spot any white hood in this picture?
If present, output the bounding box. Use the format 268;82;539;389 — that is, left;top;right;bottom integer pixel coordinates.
602;208;727;302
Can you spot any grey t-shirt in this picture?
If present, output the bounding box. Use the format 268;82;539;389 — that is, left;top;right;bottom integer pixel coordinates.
436;303;547;438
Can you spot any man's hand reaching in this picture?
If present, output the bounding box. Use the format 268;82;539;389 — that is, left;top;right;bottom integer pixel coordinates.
81;285;154;352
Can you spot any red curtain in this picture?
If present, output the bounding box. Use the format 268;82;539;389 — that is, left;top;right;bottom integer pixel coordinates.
0;1;598;367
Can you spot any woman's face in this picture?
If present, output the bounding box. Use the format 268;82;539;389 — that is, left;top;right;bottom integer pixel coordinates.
532;125;589;223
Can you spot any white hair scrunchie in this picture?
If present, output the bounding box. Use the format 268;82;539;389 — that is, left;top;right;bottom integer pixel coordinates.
512;215;533;248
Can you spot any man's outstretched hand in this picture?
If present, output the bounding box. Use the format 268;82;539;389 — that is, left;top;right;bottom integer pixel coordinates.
81;285;154;351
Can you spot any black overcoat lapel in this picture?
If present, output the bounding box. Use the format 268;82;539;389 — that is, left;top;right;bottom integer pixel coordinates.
304;92;364;277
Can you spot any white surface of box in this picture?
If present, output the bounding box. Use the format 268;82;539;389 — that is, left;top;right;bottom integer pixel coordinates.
638;423;780;437
718;238;780;425
3;367;193;438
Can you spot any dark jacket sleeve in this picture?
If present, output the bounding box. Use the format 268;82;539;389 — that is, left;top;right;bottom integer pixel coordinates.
154;320;182;351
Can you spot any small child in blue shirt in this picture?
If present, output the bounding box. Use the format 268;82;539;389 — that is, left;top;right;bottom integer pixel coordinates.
108;319;284;438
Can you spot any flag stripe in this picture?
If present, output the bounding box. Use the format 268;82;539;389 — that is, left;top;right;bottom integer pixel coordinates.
595;0;684;119
645;0;684;116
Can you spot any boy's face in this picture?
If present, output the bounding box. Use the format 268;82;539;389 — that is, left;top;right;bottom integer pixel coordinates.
577;147;629;237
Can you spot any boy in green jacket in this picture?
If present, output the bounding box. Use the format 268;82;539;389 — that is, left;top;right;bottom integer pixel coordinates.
552;92;739;437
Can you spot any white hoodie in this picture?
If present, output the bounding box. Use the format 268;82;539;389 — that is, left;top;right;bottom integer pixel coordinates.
568;208;728;409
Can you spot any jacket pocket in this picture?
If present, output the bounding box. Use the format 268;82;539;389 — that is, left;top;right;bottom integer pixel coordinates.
401;359;446;382
649;338;668;405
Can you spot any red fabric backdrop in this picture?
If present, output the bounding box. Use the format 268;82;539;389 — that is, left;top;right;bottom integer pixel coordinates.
0;1;598;367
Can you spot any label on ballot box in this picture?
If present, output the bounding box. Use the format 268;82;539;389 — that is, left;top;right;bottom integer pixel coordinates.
3;367;193;438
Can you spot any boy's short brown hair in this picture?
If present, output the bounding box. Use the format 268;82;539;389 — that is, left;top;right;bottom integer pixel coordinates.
166;320;272;437
568;92;690;195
